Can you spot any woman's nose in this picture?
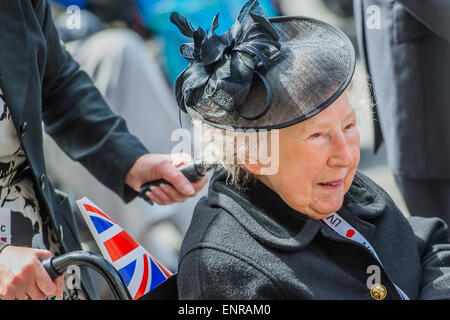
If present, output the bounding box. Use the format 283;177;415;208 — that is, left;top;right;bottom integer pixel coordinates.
328;134;355;168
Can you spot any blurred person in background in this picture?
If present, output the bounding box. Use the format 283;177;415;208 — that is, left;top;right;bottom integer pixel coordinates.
46;0;209;275
353;0;450;229
323;0;354;17
0;0;207;300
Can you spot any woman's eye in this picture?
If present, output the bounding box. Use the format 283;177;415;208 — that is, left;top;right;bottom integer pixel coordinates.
344;123;355;130
310;132;321;138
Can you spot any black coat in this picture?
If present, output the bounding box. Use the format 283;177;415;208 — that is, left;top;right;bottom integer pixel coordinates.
178;170;450;299
353;0;450;178
0;0;148;254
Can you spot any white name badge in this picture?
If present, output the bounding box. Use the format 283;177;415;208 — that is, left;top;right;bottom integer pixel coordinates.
0;208;11;246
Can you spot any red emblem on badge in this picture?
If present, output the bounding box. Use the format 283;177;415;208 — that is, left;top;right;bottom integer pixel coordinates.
346;229;355;238
1;237;7;243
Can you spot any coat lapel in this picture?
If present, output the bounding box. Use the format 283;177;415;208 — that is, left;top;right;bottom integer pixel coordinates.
0;0;29;123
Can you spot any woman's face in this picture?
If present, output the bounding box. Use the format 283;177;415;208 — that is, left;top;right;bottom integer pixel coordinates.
250;93;360;220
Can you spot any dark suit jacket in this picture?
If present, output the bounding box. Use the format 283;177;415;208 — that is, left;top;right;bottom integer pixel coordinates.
178;170;450;299
0;0;148;254
353;0;450;179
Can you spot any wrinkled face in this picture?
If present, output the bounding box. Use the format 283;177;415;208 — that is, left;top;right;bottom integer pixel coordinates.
248;92;360;220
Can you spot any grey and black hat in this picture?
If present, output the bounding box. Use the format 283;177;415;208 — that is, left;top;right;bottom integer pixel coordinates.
171;0;356;131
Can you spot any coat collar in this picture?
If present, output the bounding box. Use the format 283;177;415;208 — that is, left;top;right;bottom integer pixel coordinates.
207;170;388;251
0;0;29;120
330;171;389;241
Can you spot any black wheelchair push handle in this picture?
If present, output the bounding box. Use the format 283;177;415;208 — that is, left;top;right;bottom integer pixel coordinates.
41;250;132;300
139;161;205;205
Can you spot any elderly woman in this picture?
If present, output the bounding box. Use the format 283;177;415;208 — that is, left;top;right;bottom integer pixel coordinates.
171;0;450;300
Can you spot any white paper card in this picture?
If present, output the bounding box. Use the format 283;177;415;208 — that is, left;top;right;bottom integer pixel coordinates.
0;208;11;245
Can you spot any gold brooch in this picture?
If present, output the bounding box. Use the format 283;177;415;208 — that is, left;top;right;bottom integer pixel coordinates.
370;284;387;300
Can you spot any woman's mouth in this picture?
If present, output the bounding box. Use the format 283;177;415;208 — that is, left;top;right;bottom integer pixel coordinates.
318;180;343;189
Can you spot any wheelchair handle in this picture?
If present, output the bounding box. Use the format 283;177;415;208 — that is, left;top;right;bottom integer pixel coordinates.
139;161;206;205
41;250;132;300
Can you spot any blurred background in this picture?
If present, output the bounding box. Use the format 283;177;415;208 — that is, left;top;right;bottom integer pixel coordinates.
44;0;410;296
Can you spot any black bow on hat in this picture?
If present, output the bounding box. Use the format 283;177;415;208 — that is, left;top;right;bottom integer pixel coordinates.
172;0;280;120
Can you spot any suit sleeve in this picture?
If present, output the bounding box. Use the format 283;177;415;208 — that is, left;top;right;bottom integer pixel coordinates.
35;0;149;202
177;247;287;299
396;0;450;42
407;216;450;299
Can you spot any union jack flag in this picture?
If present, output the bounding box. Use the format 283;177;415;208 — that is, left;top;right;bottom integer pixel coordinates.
76;197;172;300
